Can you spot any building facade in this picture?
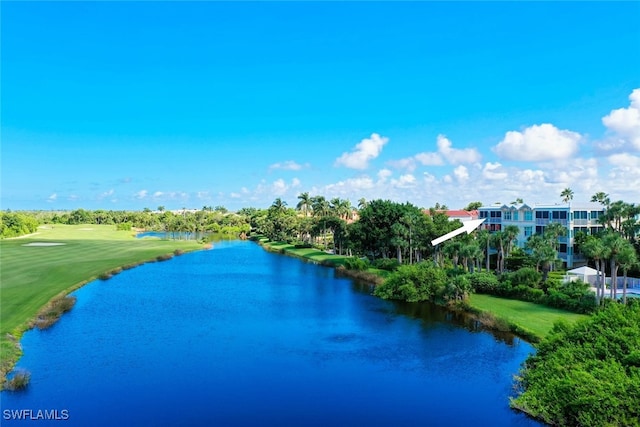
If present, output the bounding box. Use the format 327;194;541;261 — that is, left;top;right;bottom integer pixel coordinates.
478;202;606;268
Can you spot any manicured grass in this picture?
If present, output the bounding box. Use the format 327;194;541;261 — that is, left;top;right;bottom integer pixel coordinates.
0;225;202;380
468;293;589;339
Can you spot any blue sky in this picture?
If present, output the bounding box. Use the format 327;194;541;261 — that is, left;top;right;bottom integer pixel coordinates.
2;1;639;211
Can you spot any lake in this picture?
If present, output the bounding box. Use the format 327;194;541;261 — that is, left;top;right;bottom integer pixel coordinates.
1;240;541;426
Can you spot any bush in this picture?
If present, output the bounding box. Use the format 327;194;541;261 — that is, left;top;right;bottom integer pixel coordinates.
372;258;400;271
512;267;542;289
511;300;640;426
467;272;499;293
4;370;30;391
116;222;132;231
343;257;370;271
374;262;448;303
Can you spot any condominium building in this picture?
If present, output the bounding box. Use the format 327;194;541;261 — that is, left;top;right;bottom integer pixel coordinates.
478;202;606;268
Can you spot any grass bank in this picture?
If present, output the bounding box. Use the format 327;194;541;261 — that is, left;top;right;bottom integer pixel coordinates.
466;293;588;341
0;224;202;386
257;239;389;284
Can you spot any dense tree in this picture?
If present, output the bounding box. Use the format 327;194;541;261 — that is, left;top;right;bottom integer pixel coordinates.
463;201;483;211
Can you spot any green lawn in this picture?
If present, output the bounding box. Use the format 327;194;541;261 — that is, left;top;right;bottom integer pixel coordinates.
468;293;589;339
0;225;202;378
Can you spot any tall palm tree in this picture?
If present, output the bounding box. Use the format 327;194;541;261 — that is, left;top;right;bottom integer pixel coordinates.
591;192;610;207
602;232;627;299
357;198;368;210
618;243;638;304
560;187;574;203
296;192;312;217
581;235;608;304
311;196;331;248
270;198;287;213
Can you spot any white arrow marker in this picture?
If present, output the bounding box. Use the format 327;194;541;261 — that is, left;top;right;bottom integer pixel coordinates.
431;218;486;246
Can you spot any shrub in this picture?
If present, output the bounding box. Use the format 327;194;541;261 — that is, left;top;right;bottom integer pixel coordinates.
467;272;499;293
34;295;77;329
343;257;370;271
512;267;542;288
372;258;400;271
374;262;448;303
116;222;132;231
4;370;30;391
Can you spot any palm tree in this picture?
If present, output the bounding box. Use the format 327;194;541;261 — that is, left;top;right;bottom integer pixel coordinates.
618;243;638;304
476;229;492;271
602;232;627;299
296;192;312;217
510;198;524;205
311;196;331;248
581;235;608;304
270;198;287;213
357;197;368;210
591;192;610;207
560;187;574;203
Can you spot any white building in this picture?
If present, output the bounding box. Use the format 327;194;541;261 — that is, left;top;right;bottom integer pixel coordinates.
478;202;606;268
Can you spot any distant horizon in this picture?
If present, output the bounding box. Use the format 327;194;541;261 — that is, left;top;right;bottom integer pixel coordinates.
2;2;639;212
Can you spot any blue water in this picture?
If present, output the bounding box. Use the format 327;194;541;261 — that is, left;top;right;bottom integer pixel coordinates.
1;241;541;426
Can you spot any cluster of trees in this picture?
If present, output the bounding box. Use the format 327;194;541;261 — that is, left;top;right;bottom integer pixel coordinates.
511;300;640;426
0;208;251;240
0;212;39;238
250;195;460;262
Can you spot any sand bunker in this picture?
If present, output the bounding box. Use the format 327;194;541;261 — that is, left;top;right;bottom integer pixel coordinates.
22;242;67;247
78;228;94;231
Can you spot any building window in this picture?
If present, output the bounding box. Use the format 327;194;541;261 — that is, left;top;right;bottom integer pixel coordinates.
536;211;549;219
559;243;567;253
591;227;601;235
504;211;512;220
490;211;502;218
590;211;602;220
480;211;488;218
552;211;567;219
574;211;588;220
524;211;532;221
513;211;519;221
536;226;545;235
524;226;532;237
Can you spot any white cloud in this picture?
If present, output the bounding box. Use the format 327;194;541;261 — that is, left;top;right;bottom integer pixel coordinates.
323;176;376;196
134;190;148;199
415;151;445;166
387;158;417;171
388;135;475;171
153;191;164;198
494;123;582;161
377;168;393;182
392;174;417;188
482;162;508;180
453;165;469;183
271;179;288;196
47;193;57;202
98;189;115;200
269;160;308;171
291;178;301;188
437;135;482;164
335;133;389;169
599;88;640;151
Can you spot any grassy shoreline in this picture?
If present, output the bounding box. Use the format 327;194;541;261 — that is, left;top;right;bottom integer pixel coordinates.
257;238;587;343
0;225;203;388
